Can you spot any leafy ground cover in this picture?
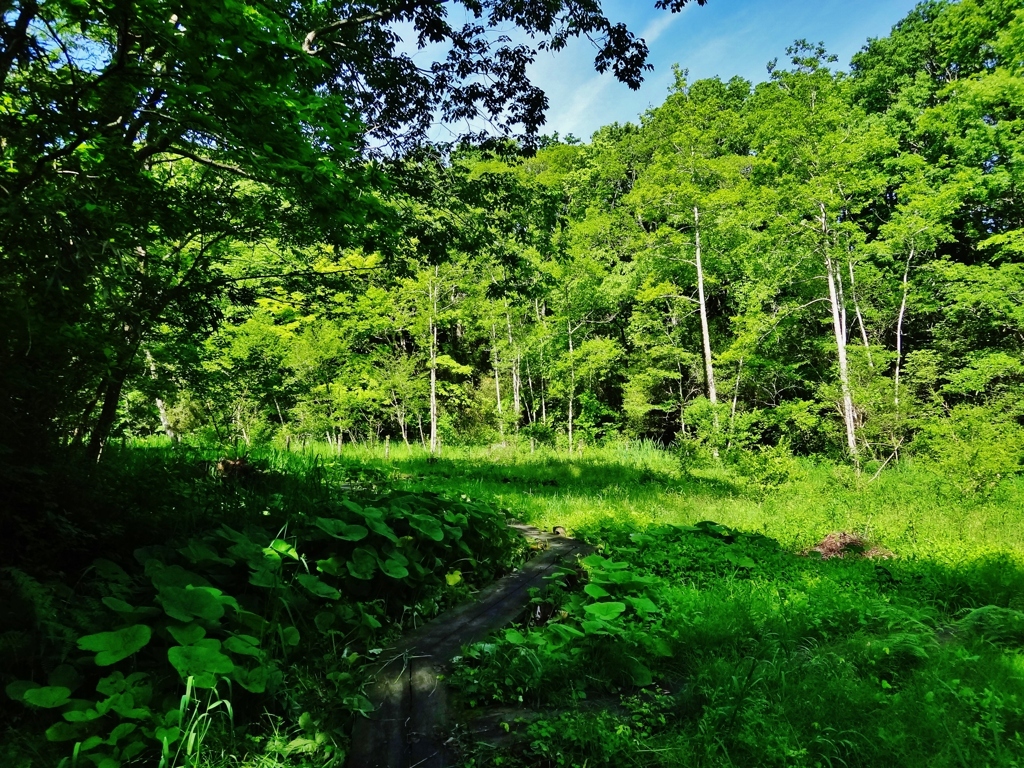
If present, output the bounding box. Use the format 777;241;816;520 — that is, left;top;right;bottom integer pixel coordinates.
337;440;1024;768
3;440;1023;767
1;444;524;767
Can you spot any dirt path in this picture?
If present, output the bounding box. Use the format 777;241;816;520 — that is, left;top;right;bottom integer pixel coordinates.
347;524;592;768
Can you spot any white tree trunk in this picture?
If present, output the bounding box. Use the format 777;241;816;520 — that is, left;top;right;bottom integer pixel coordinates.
823;251;858;455
694;207;718;410
847;257;873;367
491;324;503;437
145;349;175;441
429;319;438;455
819;205;857;457
567;318;575;455
506;311;521;424
894;248;914;406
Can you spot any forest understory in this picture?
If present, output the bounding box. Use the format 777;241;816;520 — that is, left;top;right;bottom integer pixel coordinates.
3;439;1023;768
4;0;1024;765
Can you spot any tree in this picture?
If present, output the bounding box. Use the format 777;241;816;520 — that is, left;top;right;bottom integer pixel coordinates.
0;0;708;463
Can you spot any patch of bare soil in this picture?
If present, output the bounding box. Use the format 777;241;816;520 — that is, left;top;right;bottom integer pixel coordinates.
804;531;892;560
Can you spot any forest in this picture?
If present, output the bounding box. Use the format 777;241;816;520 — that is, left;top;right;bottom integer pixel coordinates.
2;0;1024;766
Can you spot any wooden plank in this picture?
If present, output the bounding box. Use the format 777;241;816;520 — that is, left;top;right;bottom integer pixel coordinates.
347;526;590;768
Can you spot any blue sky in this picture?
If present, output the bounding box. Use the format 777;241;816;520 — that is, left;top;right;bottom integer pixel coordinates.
521;0;923;139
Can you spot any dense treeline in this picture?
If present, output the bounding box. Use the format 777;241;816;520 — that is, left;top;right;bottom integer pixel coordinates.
117;0;1024;478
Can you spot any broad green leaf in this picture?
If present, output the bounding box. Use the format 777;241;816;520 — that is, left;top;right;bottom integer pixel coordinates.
584;583;610;598
78;625;152;666
167;640;234;687
445;570;463;586
408;514;444;542
48;665;81;692
46;721;86;742
296;573;341;599
547;624;585;643
315;518;369;541
5;680;40;702
167;623;206;646
281;626;300;646
223;635;262;658
724;551;756;569
347;547;378;580
154;726;181;745
628;596;660;615
583;602;626;620
96;672;126;696
106;722;137;745
159;586;225;622
314;611;336;632
232;665;269;694
269;539;299;560
361;511;398;542
23;686;71;708
504;629;527;645
379;557;409;579
622;657;653;687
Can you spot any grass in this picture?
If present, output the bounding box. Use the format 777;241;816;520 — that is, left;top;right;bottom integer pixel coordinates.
311;439;1024;564
300;439;1024;767
3;438;1023;767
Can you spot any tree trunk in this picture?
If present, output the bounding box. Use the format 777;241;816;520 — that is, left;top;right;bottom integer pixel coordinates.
726;358;743;450
822;207;858;457
429;319;438;456
894;248;914;407
145;349;175;441
567;317;576;455
847;257;873;368
86;356;136;461
491;324;503;438
506;311;521;426
694;207;718;412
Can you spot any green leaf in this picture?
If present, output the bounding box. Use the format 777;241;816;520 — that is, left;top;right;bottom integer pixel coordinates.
106;722;137;745
628;596;660;615
269;539;299;560
154;726;181;745
167;623;206;646
22;686;71;708
281;626;301;646
583;602;626;621
622;656;653;687
408;514;444;542
347;547;378;580
5;680;41;702
45;721;87;742
584;583;611;599
504;629;527;645
445;570;463;586
48;665;82;692
167;640;234;687
296;573;341;600
723;551;756;569
232;665;269;694
315;518;369;541
78;625;152;666
314;611;336;632
362;511;399;542
223;635;262;658
547;624;585;644
159;586;225;623
379;557;409;579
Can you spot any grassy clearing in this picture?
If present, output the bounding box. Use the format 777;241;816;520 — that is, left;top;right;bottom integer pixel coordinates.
3;439;1023;767
324;440;1024;564
314;440;1024;767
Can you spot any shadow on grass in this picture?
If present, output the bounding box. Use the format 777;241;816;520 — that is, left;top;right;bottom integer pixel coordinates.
361;451;746;502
